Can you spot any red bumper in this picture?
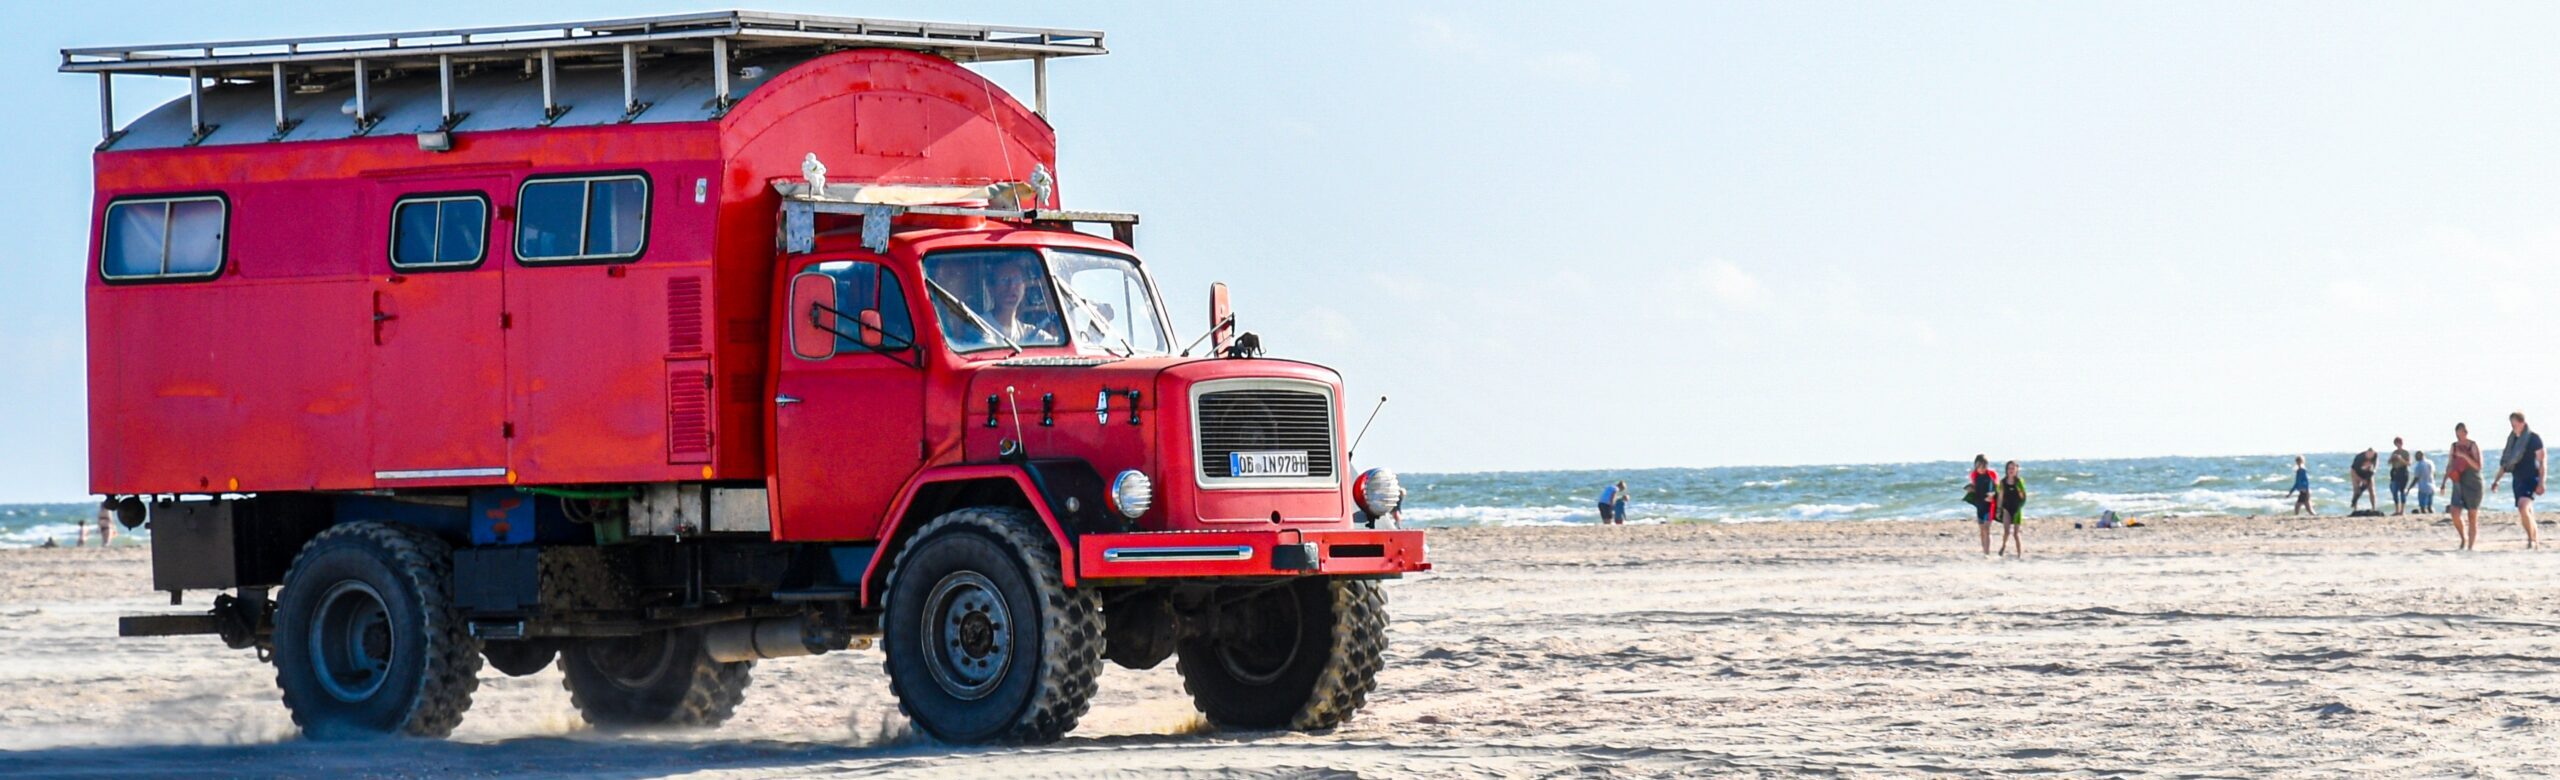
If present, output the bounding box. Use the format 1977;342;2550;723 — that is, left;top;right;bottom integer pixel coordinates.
1075;528;1430;580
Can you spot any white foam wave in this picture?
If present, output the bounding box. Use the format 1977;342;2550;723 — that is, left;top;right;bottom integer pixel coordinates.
1783;502;1882;519
1741;479;1792;488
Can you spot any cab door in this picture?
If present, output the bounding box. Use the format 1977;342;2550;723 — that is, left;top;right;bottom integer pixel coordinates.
368;183;509;483
771;257;927;540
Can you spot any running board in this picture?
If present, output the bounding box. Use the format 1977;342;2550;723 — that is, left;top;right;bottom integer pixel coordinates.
119;614;219;637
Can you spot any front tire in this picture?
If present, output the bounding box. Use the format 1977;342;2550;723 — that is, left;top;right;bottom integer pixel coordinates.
880;507;1103;744
559;628;753;729
271;522;483;739
1176;578;1387;731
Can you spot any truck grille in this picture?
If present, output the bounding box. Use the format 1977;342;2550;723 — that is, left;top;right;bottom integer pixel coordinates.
1195;383;1336;483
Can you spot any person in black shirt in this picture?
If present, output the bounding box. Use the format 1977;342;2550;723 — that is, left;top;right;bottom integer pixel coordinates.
2348;449;2378;512
2491;411;2546;549
1997;460;2028;557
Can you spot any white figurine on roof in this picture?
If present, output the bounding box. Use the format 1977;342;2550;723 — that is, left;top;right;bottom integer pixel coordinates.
801;153;828;194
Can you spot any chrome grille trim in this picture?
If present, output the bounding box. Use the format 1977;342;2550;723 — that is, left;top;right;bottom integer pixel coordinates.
1190;378;1339;490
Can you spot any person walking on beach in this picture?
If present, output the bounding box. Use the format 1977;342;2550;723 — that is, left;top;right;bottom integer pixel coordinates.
1965;455;2000;555
2388;439;2413;515
1998;460;2028;557
2446;424;2485;550
2348;449;2379;512
2490;412;2545;550
2411;451;2436;515
1595;481;1621;525
2288;455;2314;516
1612;480;1631;525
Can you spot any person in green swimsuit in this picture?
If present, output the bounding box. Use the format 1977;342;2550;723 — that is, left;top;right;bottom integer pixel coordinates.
1997;460;2028;557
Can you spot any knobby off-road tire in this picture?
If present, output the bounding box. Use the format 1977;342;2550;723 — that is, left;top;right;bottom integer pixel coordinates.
880;507;1103;744
559;627;753;730
271;521;484;739
1177;577;1387;731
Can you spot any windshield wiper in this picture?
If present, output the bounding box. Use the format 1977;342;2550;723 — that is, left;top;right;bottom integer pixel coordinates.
924;277;1022;356
1048;278;1139;357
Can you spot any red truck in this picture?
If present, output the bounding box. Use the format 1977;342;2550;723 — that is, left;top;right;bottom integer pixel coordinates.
65;11;1425;743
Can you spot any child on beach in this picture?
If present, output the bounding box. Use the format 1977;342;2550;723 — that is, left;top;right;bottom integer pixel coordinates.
2389;439;2412;515
2447;424;2485;551
2288;456;2314;516
1612;481;1631;525
1965;455;2000;555
1998;461;2027;557
2411;451;2435;514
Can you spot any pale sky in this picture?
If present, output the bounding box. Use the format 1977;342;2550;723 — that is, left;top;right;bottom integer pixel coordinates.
5;2;2558;500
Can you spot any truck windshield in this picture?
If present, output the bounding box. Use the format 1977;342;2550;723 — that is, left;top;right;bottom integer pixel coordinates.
923;250;1067;353
1047;250;1170;356
921;248;1170;356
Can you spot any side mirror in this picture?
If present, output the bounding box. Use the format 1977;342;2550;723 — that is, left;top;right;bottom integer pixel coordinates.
789;272;838;360
858;309;886;350
1208;282;1234;355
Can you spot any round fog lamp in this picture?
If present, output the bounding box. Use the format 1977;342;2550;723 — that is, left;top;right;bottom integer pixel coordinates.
1110;470;1154;519
1354;468;1404;517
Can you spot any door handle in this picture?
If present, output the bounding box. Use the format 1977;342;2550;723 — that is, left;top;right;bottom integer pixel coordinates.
775;395;803;406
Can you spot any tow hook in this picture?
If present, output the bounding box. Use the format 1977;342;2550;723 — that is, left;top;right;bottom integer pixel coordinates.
1269;535;1319;572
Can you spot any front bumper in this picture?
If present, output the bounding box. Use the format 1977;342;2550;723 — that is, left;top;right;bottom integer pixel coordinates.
1075;528;1429;581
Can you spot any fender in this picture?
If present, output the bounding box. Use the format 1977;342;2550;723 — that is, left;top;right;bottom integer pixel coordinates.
861;463;1078;607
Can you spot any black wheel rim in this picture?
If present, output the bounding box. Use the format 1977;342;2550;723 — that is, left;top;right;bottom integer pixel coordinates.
1218;586;1304;685
586;631;678;691
922;570;1012;700
310;580;395;703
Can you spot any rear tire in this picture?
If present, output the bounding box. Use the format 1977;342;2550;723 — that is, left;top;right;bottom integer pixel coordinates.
1177;578;1387;731
880;507;1102;744
271;522;483;739
560;627;753;729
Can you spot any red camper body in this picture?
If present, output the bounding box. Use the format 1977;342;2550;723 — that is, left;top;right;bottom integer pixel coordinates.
71;12;1423;745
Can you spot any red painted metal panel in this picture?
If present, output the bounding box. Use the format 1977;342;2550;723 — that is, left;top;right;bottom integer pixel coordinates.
665;358;713;464
854;464;1080;605
769;255;926;541
89;123;722;494
367;177;511;484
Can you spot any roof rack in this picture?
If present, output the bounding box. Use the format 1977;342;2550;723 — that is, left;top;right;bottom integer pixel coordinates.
775;179;1138;253
60;10;1106;145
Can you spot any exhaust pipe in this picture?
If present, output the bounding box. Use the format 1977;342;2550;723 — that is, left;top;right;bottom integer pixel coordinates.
703;616;829;662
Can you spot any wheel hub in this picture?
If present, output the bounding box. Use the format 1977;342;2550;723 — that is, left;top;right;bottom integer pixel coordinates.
1217;585;1305;686
310;581;395;703
922;571;1011;700
587;631;678;690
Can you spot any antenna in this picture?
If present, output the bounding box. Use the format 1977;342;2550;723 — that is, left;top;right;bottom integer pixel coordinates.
1347;396;1388;464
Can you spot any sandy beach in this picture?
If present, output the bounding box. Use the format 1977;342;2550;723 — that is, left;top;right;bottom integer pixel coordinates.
5;512;2560;778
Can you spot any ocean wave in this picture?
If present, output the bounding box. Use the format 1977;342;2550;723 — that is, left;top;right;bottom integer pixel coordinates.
1783;502;1882;519
2191;476;2222;485
1741;479;1792;488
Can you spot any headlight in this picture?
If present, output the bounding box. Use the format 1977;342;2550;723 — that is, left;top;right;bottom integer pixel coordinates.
1110;470;1154;519
1353;467;1403;517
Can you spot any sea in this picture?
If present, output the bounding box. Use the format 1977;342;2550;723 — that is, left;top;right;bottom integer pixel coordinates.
0;451;2482;546
1398;452;2473;528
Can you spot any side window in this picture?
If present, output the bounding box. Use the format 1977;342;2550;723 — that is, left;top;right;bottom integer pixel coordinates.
808;260;915;355
101;196;226;281
389;195;488;269
515;175;648;263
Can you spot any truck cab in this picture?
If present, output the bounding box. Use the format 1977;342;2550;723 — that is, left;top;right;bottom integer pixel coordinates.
67;11;1426;744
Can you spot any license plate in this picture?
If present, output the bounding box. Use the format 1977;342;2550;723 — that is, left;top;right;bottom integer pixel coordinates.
1229;451;1309;477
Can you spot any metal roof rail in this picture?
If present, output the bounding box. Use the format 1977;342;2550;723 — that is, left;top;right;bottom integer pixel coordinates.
61;11;1106;147
776;178;1138;253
